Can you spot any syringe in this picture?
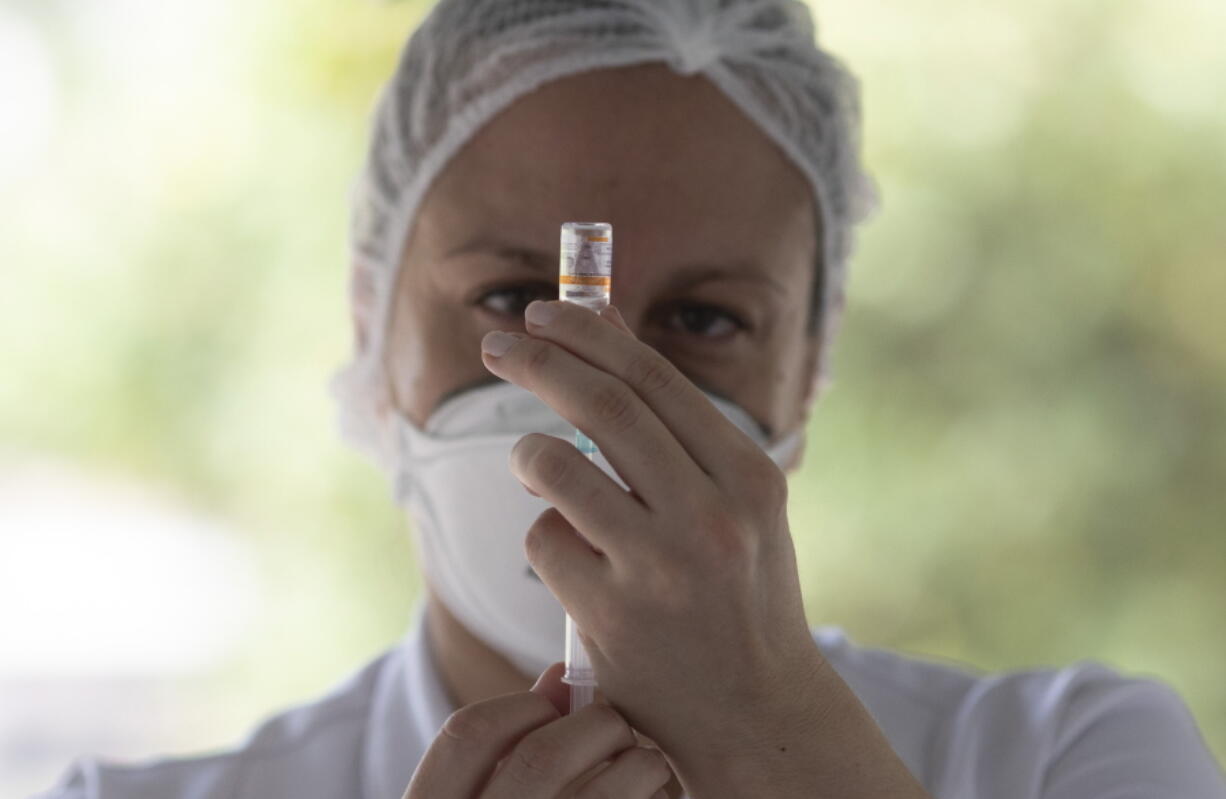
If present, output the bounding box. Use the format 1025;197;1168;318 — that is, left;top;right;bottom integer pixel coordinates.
558;221;613;714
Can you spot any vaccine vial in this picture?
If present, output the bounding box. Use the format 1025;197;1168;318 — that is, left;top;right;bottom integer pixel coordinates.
558;221;612;460
559;222;612;312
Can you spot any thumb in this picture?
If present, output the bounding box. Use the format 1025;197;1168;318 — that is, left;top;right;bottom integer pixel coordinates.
530;662;570;716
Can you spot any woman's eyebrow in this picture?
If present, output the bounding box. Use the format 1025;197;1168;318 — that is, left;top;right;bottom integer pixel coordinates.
443;236;554;271
662;263;789;297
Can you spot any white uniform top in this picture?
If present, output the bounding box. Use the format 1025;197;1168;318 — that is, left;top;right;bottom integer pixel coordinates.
33;600;1226;799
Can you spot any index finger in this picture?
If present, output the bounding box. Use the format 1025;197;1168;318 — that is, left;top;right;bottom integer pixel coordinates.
405;691;560;799
524;300;769;483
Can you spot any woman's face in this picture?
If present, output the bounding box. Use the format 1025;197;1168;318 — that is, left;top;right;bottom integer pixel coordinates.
383;63;821;446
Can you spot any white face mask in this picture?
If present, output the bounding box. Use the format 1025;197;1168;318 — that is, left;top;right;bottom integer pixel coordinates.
389;380;803;678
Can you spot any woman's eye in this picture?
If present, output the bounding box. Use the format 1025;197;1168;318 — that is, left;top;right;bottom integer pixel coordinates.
476;284;554;316
664;304;745;339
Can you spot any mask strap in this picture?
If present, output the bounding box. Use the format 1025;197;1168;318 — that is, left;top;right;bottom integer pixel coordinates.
391;415;422;506
766;427;806;470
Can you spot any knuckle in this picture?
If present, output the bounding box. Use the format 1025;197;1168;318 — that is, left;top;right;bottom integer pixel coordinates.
530;440;572;491
523;338;554;373
525;690;562;719
591;702;635;743
625;351;680;399
513;435;572;493
574;779;616;799
524;508;562;565
574;749;670;799
628;746;671;780
440;705;494;744
573;776;620;799
589;381;640;433
506;737;563;786
696;503;753;563
744;457;788;507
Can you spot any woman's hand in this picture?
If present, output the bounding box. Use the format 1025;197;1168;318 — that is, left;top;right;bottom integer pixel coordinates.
476;300;832;786
404;662;674;799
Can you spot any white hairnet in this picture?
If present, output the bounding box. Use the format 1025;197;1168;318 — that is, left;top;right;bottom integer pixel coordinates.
329;0;878;470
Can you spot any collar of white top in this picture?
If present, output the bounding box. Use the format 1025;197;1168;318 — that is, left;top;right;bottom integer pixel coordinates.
360;597;454;799
359;598;853;799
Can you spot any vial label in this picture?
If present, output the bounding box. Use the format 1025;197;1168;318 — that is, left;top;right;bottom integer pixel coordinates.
560;222;612;311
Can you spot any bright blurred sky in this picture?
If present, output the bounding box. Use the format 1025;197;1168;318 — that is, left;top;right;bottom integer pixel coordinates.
0;456;257;677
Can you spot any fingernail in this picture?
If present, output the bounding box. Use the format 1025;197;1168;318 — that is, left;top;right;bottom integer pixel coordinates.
525;300;560;327
481;330;520;357
531;662;564;692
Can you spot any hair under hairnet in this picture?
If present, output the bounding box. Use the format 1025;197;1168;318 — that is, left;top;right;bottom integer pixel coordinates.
329;0;878;470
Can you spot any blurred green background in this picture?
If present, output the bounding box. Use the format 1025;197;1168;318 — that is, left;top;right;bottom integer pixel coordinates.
2;0;1223;794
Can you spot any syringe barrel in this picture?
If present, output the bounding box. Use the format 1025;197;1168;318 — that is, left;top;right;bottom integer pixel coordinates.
558;221;611;713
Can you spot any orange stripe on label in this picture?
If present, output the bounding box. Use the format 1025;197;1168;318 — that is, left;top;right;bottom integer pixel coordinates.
586;236;610;242
559;274;612;286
